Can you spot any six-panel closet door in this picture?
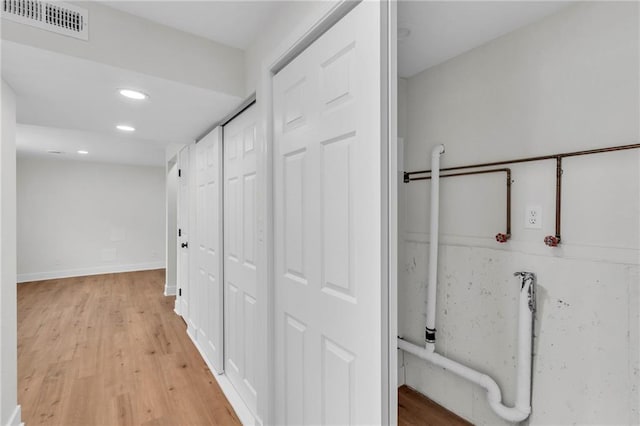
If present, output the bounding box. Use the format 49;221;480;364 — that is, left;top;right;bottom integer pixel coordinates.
176;4;388;422
223;104;259;416
176;145;191;320
186;145;199;336
273;2;386;424
194;127;224;374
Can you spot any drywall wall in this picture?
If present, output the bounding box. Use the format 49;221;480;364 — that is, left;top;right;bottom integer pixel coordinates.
17;156;166;282
1;80;20;426
166;142;188;164
399;2;639;425
1;1;244;97
243;0;338;95
398;78;408;142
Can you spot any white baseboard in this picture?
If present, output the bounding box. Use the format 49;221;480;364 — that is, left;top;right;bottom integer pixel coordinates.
186;324;197;342
398;349;406;387
186;331;256;426
5;405;23;426
17;262;165;283
164;283;177;296
398;366;406;387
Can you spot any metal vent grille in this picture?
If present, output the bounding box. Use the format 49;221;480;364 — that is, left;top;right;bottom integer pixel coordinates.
2;0;88;40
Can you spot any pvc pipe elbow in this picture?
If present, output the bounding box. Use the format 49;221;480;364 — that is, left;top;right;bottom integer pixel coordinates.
479;375;502;403
488;401;530;423
479;365;532;423
432;144;445;157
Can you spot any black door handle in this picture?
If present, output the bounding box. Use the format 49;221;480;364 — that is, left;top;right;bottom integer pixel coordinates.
181;242;188;248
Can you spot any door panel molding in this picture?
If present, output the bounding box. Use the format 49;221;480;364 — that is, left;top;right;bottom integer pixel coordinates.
272;3;388;424
224;104;260;417
194;127;224;374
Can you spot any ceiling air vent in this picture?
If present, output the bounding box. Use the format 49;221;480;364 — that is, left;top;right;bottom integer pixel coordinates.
2;0;88;40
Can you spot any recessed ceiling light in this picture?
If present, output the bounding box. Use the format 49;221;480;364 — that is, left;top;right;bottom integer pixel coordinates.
118;89;148;100
77;150;89;155
116;124;135;132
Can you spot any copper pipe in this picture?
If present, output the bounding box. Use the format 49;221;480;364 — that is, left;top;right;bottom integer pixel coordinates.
506;169;512;239
404;142;640;179
544;157;563;247
404;142;640;247
556;157;562;240
406;168;512;241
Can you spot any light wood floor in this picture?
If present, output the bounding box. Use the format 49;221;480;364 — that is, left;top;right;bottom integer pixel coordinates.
398;385;473;426
19;269;470;425
18;269;240;426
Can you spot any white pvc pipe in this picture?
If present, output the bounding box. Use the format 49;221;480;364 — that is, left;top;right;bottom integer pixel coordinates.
400;144;533;422
425;144;445;352
514;273;534;415
398;274;533;422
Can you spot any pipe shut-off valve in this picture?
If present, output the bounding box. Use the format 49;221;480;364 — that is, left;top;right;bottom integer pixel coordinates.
514;271;536;313
544;235;560;247
495;233;510;243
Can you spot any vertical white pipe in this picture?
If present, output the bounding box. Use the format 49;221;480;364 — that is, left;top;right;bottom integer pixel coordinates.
515;274;534;412
426;144;445;351
399;142;534;422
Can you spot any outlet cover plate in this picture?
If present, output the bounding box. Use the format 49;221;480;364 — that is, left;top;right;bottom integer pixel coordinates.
525;205;542;229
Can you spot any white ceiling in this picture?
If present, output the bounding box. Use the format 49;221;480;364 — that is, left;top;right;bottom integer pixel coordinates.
17;124;166;167
2;41;242;166
398;1;570;78
3;1;573;166
104;1;285;49
105;1;570;79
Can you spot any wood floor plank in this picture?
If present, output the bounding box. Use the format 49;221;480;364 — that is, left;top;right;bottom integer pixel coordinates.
18;269;241;426
398;385;473;426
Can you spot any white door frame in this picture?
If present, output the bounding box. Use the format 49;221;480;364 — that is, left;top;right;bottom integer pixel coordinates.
165;155;178;297
386;1;399;423
253;1;397;423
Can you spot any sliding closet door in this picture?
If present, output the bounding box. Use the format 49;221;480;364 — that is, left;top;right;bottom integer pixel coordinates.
194;127;224;374
186;144;199;336
273;2;387;424
223;104;259;414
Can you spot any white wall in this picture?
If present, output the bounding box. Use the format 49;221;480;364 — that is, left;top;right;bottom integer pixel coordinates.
17;156;166;282
1;80;20;426
399;2;639;425
166;142;188;164
243;0;338;95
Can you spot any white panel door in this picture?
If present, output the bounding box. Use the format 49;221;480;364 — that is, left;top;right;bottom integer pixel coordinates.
224;104;259;415
273;3;385;424
195;127;224;374
177;145;191;319
186;144;199;337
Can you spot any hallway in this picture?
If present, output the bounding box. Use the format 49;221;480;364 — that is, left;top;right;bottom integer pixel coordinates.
17;269;240;425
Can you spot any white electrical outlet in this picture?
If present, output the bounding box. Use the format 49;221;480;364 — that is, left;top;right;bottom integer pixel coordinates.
525;205;542;229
